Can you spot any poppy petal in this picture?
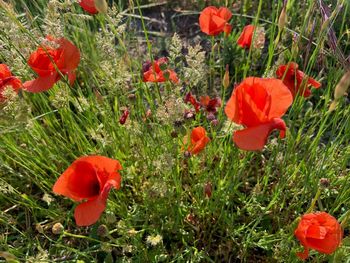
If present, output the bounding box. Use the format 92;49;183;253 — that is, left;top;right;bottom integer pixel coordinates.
23;73;58;93
79;0;99;14
233;118;287;151
263;78;293;118
74;182;113;226
218;7;232;21
58;38;81;72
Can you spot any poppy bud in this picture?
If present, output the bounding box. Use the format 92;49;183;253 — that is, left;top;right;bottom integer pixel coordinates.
119;109;129;125
329;71;350;111
35;224;44;234
278;6;287;31
204;182;212;198
94;0;108;14
170;131;178;138
184;151;192;158
206;112;216;121
97;224;109;237
52;223;64;235
210;119;219;126
319;178;330;188
223;64;230;89
128;94;136;100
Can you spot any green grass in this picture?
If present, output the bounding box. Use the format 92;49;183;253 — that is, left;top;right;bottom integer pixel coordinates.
1;0;350;262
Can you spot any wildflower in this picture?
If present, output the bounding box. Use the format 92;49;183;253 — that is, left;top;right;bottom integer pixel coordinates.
199;6;232;36
184;92;200;112
78;0;98;14
52;156;122;226
225;77;293;151
24;36;80;93
0;64;22;102
185;92;221;115
146;234;163;246
52;223;64;235
119;108;129;125
183;126;210;155
276;62;321;98
237;25;255;49
143;57;179;84
294;212;343;260
200;95;221;115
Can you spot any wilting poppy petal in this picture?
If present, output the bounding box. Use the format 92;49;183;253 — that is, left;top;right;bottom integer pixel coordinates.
23;73;59;93
79;0;98;14
237;25;255;49
233;118;287;151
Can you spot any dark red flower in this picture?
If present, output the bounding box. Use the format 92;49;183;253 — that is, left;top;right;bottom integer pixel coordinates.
199;6;232;36
119;108;129;125
185;92;200;113
24;36;80;93
143;57;179;84
294;212;343;260
200;95;221;114
0;64;22;101
53;156;122;226
78;0;98;14
225;77;293;151
276;62;321;98
183;126;210;155
237;24;255;49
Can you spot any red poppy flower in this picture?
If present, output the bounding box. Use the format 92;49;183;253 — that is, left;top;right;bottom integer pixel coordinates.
199;6;232;36
143;57;179;84
225;77;293;151
276;62;321;98
294;212;343;260
53;156;122;226
237;24;255;49
0;64;22;101
183;126;210;155
24;36;80;93
78;0;98;14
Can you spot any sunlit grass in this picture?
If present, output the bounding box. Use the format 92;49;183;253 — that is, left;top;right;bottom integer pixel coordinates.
0;0;350;262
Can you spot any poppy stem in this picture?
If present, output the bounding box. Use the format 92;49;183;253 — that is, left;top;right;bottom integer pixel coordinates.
306;187;321;213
